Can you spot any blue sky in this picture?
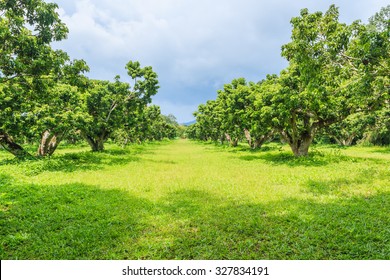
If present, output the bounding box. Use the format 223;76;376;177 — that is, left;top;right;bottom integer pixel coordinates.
51;0;388;123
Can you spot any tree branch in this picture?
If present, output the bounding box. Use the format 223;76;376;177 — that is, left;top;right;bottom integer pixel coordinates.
105;101;118;123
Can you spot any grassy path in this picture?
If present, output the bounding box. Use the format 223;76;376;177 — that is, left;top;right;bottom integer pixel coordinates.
0;139;389;259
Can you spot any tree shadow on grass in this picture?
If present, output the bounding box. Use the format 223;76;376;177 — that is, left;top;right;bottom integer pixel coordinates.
1;174;389;260
145;159;178;165
236;149;382;167
0;143;161;175
305;174;375;196
304;164;390;196
370;147;390;154
0;148;155;175
238;152;332;167
142;189;390;260
30;152;141;175
0;179;153;260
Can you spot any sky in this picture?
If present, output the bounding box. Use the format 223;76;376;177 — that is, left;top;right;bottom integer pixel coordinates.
51;0;388;123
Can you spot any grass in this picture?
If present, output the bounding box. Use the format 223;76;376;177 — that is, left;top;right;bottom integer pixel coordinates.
0;139;389;259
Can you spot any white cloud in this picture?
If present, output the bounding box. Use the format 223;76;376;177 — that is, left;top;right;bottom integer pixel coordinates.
52;0;389;122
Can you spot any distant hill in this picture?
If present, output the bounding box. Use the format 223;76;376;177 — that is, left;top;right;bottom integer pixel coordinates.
181;120;196;126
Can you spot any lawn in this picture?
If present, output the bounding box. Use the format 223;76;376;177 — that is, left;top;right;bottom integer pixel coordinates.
0;139;389;259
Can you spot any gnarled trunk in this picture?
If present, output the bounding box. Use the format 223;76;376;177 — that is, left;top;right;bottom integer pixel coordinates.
37;130;65;157
225;133;238;147
246;129;274;149
230;138;239;147
225;133;231;143
0;131;32;158
85;136;105;151
288;135;313;157
280;113;319;157
333;133;356;146
83;134;107;152
281;128;315;157
252;138;265;149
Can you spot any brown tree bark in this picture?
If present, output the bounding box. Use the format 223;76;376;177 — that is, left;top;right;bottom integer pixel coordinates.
225;133;238;147
0;131;32;158
37;130;64;157
244;128;252;148
84;134;106;152
230;138;239;147
288;135;313;157
280;113;318;157
245;129;274;149
333;133;356;146
252;137;266;149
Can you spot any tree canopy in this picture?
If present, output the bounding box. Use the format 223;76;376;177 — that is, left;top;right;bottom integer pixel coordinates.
0;1;178;158
191;5;389;156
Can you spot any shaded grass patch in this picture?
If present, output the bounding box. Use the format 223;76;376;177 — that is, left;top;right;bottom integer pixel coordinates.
0;181;152;259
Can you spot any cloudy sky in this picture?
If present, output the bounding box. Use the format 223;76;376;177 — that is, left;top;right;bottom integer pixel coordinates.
51;0;388;123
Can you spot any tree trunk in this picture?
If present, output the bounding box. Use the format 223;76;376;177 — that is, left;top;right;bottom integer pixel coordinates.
225;133;238;147
281;113;318;157
281;129;314;157
225;133;231;143
333;137;343;146
37;130;64;157
288;135;313;157
247;130;274;149
0;131;32;158
343;133;356;146
333;133;356;146
252;138;264;149
230;138;239;147
244;128;252;148
84;134;105;152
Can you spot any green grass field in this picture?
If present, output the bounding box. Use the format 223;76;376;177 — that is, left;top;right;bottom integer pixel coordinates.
0;139;389;259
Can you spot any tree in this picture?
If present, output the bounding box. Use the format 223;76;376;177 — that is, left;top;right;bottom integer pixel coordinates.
325;113;375;146
185;123;198;140
361;5;390;145
25;57;89;157
365;107;390;145
0;0;69;158
266;5;388;156
193;99;226;143
81;77;131;151
81;61;159;151
0;0;68;81
35;82;88;156
113;105;179;144
216;78;249;146
243;80;274;149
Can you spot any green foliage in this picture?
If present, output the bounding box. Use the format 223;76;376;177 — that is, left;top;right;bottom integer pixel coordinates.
0;1;91;157
361;107;390;145
1;2;170;157
193;5;389;156
115;105;179;144
0;0;68;81
217;78;250;144
193;100;223;142
81;77;130;151
81;61;160;151
323;113;373;146
192;78;274;148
